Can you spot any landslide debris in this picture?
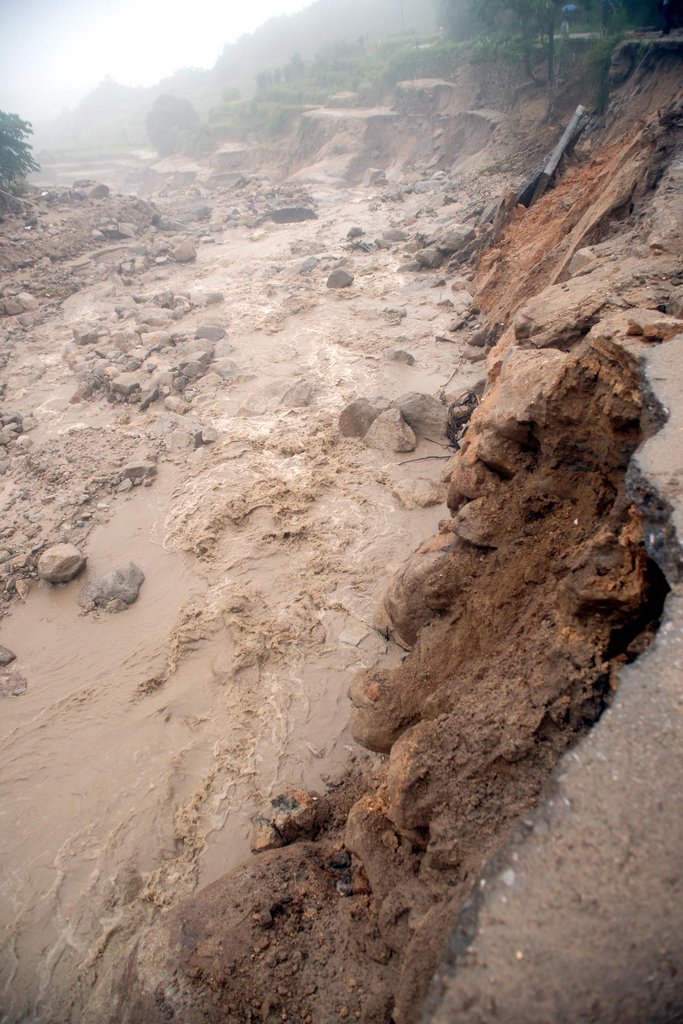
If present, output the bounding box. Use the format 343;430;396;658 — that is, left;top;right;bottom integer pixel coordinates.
120;44;681;1024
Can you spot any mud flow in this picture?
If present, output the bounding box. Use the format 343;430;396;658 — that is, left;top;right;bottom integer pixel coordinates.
0;175;485;1020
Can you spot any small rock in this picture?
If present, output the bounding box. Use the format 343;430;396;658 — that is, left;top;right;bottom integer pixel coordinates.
111;373;142;399
281;381;315;408
78;562;145;612
415;248;443;269
363;409;416;452
120;461;157;484
0;672;27;698
0;645;16;667
327;268;354;289
383;228;409;242
339;398;380;438
270;207;317;223
299;256;319;275
172;240;197;263
435;224;475;255
38;543;87;584
88;183;110;199
347;226;364;239
195;325;226;342
385;348;415;365
391;477;447;509
211;358;240;381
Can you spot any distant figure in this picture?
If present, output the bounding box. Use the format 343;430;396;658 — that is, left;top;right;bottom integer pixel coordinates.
659;0;672;34
601;0;617;33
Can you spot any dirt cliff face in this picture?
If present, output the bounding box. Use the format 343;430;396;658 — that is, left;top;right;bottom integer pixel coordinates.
119;40;683;1024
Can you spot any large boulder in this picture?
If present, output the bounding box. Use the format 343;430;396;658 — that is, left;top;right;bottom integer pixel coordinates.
38;543;87;583
392;392;449;438
435;224;475;255
339;398;380;438
363;409;416;452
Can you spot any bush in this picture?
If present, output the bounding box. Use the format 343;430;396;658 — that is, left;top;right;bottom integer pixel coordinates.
0;111;39;192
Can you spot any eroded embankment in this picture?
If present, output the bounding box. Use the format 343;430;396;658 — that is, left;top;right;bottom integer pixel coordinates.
121;43;683;1024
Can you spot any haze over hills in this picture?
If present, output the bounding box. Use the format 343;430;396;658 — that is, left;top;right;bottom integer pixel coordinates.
31;0;437;157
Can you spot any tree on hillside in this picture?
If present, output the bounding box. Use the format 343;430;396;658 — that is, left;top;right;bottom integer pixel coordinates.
145;94;200;157
0;111;40;193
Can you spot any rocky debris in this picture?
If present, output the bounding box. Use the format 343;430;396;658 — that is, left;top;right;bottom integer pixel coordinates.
195;325;226;342
269;207;318;223
119;460;157;485
391;477;447;510
434;224;475;255
37;543;87;584
251;789;329;853
415;247;443;270
385;348;415;364
0;645;16;667
78;562;145;613
392;392;450;439
338;398;380;438
363;409;416;452
326;268;354;289
172;240;197;263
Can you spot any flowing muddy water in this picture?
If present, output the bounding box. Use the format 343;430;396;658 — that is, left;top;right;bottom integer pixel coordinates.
0;178;484;1021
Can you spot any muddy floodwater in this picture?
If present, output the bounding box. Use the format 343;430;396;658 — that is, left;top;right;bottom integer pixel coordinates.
0;176;484;1021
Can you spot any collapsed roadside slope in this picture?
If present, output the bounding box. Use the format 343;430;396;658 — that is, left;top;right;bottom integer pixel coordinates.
121;38;683;1024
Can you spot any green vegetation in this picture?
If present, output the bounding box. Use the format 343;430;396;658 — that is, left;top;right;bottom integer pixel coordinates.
0;111;39;192
145;94;209;157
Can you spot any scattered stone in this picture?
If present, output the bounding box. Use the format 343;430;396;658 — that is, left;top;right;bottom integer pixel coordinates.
172;240;197;263
195;325;226;342
200;426;218;444
435;224;476;254
385;348;415;365
415;248;443;269
347;226;364;239
327;268;354;289
339;398;380;438
270;208;317;223
88;183;110;199
0;646;16;667
299;256;319;274
280;381;315;408
111;373;142;399
78;562;145;613
383;228;409;242
38;543;87;584
211;358;240;381
391;477;447;509
392;392;449;438
120;461;157;485
363;409;416;452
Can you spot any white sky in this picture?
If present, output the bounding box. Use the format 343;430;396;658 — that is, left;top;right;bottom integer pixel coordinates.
0;0;313;120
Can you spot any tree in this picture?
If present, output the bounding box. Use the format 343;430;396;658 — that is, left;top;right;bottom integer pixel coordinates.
0;111;39;192
145;94;200;157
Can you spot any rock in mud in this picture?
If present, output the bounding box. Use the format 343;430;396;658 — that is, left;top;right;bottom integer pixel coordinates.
172;240;197;263
392;392;449;438
251;789;329;853
111;372;142;399
339;398;380;438
327;268;354;289
0;646;16;667
120;460;157;485
385;348;415;365
281;380;315;408
211;358;240;381
195;324;226;342
270;207;317;223
363;409;416;452
435;224;475;255
78;562;145;613
391;477;447;510
383;228;409;242
415;247;443;269
299;256;319;274
37;543;87;584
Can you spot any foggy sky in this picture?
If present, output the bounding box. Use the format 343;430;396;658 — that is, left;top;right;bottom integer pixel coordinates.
0;0;313;122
